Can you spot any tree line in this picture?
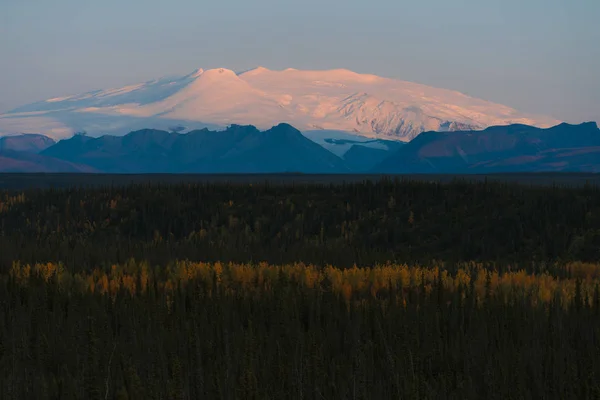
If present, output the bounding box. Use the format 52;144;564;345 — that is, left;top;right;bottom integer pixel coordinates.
1;179;599;272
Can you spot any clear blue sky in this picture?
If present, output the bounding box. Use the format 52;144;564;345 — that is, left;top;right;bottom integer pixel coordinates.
1;0;598;123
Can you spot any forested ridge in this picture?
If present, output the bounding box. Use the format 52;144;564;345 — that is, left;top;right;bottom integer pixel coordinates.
1;178;600;399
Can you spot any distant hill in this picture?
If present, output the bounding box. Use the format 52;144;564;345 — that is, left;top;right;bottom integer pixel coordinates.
0;150;97;172
0;134;56;153
41;123;350;173
374;122;600;173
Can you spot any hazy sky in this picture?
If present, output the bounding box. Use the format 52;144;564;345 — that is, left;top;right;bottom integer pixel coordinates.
1;0;598;123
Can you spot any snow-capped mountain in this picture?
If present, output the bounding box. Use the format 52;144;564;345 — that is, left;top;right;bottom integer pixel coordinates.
0;67;559;140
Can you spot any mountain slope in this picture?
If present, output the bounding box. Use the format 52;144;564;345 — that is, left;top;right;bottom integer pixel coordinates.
342;145;398;172
0;150;97;172
0;134;56;153
0;67;558;140
41;123;349;173
375;122;600;173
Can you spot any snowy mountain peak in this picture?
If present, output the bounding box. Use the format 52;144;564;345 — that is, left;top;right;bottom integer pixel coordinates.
238;67;381;84
190;68;205;78
244;66;271;74
199;68;239;79
0;66;560;140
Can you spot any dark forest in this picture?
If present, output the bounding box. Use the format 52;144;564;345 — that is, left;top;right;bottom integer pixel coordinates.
1;178;600;399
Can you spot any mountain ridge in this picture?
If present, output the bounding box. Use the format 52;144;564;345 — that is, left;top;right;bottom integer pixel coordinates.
40;123;350;173
2;121;599;174
374;121;600;173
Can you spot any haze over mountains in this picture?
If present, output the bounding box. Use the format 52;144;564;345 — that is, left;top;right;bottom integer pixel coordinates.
0;67;558;141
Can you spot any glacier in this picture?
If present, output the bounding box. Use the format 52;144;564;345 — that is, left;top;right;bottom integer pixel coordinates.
0;67;559;141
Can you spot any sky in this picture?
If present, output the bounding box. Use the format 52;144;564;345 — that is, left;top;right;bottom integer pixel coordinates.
0;0;598;124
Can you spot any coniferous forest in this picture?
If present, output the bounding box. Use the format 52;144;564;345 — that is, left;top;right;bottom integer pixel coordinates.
1;177;600;399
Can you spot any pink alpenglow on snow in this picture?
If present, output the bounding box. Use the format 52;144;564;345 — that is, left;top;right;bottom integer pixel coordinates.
0;67;559;140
